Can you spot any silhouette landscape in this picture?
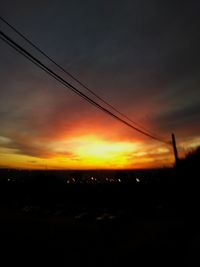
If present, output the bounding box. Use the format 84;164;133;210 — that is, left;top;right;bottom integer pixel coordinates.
0;1;200;266
0;148;200;266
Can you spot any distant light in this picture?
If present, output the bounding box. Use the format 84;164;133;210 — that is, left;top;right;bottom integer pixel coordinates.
7;178;11;182
91;177;94;180
136;178;140;183
75;212;87;219
118;179;121;183
108;215;116;220
67;180;70;184
96;216;104;221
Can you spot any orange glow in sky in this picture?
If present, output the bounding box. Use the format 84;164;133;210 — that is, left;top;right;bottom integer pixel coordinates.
1;110;200;170
0;132;178;169
1;1;200;170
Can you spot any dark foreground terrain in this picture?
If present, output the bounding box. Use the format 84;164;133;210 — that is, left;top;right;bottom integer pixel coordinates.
0;165;200;266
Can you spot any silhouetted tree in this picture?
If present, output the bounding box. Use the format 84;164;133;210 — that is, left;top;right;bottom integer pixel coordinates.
179;146;200;171
178;146;200;205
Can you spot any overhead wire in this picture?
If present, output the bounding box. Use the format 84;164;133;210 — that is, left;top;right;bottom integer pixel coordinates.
0;15;166;141
0;29;171;145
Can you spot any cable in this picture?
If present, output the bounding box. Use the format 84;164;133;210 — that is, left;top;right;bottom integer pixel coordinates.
0;30;170;144
0;29;170;145
0;15;165;141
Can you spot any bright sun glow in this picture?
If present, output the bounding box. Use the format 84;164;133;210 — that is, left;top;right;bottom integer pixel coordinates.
0;133;179;169
75;136;135;158
51;135;140;168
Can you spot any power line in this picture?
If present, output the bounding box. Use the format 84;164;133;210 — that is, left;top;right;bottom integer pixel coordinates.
0;15;165;141
0;29;170;145
0;29;170;144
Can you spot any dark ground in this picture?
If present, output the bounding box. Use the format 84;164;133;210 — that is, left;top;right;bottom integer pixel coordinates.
0;167;199;266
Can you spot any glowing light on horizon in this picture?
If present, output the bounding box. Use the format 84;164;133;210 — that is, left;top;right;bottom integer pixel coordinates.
50;135;141;168
1;133;199;170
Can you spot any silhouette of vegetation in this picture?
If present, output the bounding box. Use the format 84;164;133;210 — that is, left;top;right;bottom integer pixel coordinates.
178;146;200;183
180;146;200;167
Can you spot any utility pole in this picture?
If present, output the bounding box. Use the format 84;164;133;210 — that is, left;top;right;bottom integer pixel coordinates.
171;133;179;167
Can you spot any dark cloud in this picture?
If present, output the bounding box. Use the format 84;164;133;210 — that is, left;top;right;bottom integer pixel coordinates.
0;0;200;164
153;102;200;134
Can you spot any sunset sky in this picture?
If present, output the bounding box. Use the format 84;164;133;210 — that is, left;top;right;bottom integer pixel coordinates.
0;0;200;169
